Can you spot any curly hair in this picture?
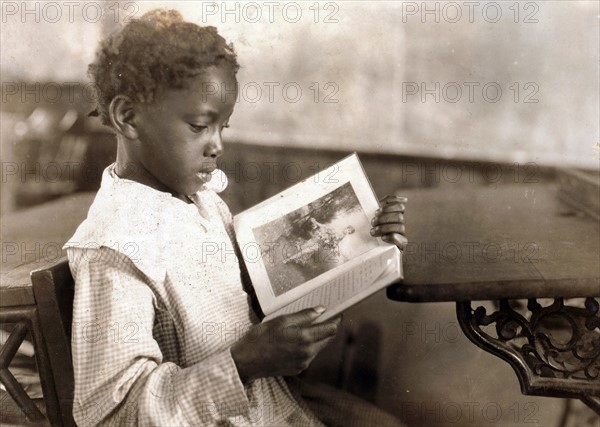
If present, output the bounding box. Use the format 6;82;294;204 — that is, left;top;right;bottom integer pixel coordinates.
88;9;240;125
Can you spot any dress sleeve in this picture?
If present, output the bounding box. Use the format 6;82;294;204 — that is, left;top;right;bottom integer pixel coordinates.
67;247;250;426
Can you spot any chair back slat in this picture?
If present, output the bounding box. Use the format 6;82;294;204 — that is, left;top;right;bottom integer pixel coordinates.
31;258;76;427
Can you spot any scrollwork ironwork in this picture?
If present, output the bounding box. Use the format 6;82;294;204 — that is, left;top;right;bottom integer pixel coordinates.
457;298;600;415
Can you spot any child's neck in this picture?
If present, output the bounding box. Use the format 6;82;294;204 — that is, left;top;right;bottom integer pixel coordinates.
115;141;191;204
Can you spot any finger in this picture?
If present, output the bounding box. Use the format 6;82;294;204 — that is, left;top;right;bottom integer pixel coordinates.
304;317;342;342
331;313;343;324
371;224;406;236
380;202;406;213
382;233;409;249
312;314;343;328
375;204;405;215
303;318;341;342
312;334;338;354
372;212;404;226
379;195;408;205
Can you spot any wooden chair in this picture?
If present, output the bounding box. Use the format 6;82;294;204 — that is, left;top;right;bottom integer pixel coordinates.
30;258;76;427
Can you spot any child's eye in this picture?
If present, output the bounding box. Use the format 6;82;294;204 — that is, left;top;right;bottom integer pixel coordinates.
221;124;230;131
189;124;207;133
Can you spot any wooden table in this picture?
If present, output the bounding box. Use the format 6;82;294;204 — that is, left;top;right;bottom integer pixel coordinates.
386;182;600;413
1;192;96;304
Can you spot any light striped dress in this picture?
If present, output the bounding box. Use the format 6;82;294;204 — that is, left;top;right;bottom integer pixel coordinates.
64;164;324;426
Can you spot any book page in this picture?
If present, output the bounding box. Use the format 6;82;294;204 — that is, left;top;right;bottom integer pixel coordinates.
253;181;379;297
263;246;401;322
235;153;388;315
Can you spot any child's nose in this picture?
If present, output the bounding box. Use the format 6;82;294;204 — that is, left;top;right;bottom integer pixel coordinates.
204;131;224;158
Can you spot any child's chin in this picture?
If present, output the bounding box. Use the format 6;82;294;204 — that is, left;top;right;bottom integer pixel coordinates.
195;172;213;183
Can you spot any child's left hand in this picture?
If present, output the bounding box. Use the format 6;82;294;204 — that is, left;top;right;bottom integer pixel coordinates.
370;195;408;250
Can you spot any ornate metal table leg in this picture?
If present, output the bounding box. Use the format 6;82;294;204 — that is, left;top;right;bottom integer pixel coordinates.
456;298;600;415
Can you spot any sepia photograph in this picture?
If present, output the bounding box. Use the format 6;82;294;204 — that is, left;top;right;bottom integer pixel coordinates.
1;1;599;426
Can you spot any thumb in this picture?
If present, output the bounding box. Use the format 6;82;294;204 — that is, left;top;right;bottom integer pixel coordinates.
283;306;326;326
383;233;408;249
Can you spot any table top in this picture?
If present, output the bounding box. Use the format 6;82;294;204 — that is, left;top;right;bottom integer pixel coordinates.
1;181;599;307
1;192;96;306
388;182;600;302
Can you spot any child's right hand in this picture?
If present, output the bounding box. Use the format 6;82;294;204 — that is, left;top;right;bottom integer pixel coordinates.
231;307;341;383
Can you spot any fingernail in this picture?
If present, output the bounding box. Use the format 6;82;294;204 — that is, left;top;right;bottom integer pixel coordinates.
314;306;326;314
375;208;381;214
370;228;375;235
371;218;376;226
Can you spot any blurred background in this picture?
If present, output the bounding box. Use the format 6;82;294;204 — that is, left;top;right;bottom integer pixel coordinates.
1;1;599;426
2;0;598;213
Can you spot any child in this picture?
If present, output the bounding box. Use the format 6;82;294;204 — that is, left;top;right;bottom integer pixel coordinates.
65;9;407;426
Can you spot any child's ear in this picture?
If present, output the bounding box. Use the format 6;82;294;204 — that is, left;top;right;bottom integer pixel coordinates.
109;95;138;139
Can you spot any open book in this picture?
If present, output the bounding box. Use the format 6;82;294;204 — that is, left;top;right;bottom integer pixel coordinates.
233;153;403;322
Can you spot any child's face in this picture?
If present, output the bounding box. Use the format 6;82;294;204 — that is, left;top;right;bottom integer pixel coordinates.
133;65;237;199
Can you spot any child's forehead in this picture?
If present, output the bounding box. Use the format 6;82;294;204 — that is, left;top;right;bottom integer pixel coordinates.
154;69;238;113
